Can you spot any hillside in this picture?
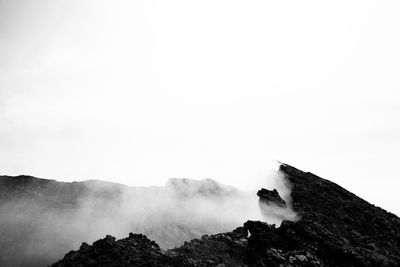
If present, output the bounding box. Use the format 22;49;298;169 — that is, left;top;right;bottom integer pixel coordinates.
52;164;400;266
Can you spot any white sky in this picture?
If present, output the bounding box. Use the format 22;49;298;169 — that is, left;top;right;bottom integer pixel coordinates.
1;1;399;215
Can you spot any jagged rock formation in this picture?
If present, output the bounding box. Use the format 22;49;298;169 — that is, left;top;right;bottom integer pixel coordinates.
52;164;400;266
257;188;287;208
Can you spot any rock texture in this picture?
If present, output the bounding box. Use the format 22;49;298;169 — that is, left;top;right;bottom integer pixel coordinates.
257;188;287;208
52;164;400;266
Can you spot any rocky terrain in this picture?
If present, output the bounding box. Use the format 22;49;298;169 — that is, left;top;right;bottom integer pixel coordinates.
52;164;400;266
0;173;262;267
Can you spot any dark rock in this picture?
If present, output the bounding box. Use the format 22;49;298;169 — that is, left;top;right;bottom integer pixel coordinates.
257;188;287;207
52;233;190;267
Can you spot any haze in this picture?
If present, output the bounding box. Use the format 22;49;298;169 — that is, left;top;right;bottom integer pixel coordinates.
0;1;399;215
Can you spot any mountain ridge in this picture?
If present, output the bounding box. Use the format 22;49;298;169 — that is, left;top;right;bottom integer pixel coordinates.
0;173;262;267
51;163;400;266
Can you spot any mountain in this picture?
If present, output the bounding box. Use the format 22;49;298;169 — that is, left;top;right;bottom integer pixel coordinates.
0;174;263;267
51;164;400;266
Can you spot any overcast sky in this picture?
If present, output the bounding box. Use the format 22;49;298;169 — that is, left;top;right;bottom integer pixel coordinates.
1;1;399;215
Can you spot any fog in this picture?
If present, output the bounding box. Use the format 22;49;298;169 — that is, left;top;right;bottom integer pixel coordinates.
2;4;398;265
1;0;400;217
0;169;297;267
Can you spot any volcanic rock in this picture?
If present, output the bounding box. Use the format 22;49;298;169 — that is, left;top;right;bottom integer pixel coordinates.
52;164;400;266
257;188;287;207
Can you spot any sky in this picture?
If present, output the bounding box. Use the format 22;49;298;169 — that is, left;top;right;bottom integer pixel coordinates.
0;1;399;215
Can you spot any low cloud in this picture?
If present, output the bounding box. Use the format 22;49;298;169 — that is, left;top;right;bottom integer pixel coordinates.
0;170;296;267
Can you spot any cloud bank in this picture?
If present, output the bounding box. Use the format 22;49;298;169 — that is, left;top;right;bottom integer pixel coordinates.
0;170;296;267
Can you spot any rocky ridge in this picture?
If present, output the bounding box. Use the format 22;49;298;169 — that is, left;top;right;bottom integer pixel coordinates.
52;164;400;266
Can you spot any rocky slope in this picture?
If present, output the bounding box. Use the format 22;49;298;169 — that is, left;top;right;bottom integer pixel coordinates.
52;164;400;266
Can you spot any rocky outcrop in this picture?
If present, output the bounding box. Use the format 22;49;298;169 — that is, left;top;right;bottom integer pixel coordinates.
52;164;400;266
257;188;287;208
53;228;250;267
53;234;191;267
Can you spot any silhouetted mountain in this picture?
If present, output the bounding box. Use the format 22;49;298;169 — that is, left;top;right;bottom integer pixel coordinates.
52;164;400;266
0;174;260;267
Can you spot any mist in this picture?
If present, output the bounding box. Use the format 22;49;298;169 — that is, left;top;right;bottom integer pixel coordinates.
1;0;400;217
0;169;296;267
